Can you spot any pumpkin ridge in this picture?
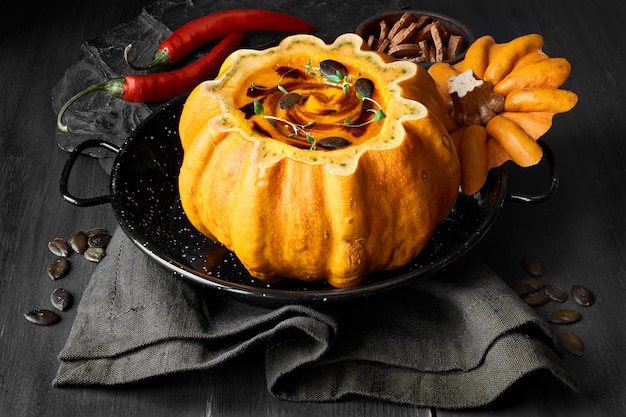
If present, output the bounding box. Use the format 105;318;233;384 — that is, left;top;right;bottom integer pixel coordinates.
321;161;370;287
179;33;461;288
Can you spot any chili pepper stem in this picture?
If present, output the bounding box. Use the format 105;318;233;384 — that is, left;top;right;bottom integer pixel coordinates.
56;78;125;132
123;44;171;70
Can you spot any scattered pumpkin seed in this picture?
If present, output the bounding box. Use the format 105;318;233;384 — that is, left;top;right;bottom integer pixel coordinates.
47;257;70;280
354;78;374;98
88;232;112;248
69;230;89;254
86;228;111;243
521;255;545;277
51;288;73;311
511;254;593;359
86;227;109;236
523;290;550;306
514;277;544;291
544;284;567;302
571;284;594;307
48;238;71;257
84;247;106;263
547;309;581;324
24;309;60;325
561;332;584;357
509;281;534;297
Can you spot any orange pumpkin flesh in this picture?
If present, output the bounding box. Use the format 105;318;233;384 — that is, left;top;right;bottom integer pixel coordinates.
178;34;460;288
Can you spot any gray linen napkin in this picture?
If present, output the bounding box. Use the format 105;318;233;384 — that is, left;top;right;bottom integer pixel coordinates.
53;227;578;408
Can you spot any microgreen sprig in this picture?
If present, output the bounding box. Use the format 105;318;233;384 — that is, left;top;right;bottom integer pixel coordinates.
358;92;386;121
326;70;354;95
304;59;357;95
304;59;316;76
249;68;298;93
248;60;387;151
339;92;386;128
253;100;317;150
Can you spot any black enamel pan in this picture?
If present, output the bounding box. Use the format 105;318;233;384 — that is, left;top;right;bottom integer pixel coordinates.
60;95;558;304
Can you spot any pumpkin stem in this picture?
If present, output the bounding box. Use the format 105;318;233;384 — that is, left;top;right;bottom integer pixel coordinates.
448;69;504;126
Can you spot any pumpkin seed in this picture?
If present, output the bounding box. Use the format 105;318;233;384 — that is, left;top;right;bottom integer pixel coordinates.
47;257;70;280
278;92;303;109
318;136;352;149
319;59;348;79
523;290;550;306
509;281;534;297
88;232;112;248
69;230;89;254
51;288;73;311
84;247;106;263
561;332;584;357
521;255;544;277
24;309;60;325
548;309;581;324
571;284;594;307
514;277;544;291
544;284;567;302
48;238;71;257
354;78;374;98
86;228;110;238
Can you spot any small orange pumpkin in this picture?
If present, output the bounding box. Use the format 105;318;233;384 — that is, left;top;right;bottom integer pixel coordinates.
428;34;577;195
178;33;460;288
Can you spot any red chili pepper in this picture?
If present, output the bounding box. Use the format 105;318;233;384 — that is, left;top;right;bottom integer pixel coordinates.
57;32;245;132
125;8;315;70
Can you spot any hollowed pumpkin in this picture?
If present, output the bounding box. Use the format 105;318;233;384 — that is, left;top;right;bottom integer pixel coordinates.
178;33;460;288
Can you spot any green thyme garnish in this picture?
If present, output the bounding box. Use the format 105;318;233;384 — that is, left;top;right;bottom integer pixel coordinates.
249;59;387;150
254;100;317;150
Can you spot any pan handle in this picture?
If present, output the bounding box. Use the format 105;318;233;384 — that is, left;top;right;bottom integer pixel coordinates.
60;139;557;205
60;139;120;207
506;140;559;204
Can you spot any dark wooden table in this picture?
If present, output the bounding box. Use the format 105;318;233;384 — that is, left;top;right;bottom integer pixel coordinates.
2;0;624;415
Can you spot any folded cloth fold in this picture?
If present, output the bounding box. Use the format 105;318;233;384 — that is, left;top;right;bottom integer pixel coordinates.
54;227;578;409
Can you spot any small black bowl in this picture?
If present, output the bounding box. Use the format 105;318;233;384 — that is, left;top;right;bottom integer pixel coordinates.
355;10;474;67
